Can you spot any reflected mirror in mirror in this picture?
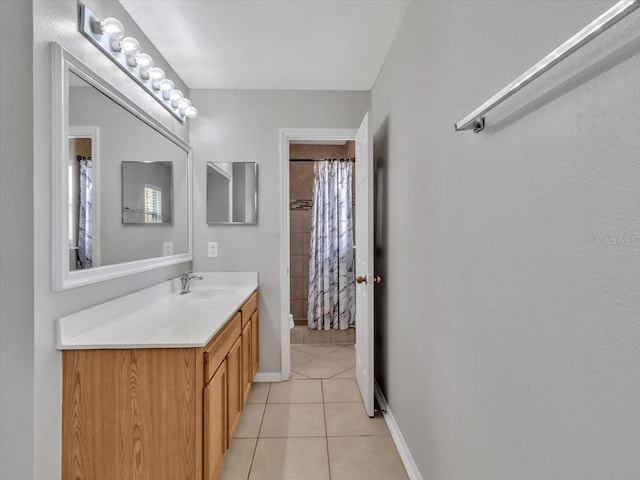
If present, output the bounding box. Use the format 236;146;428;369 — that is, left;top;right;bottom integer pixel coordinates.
122;161;173;225
68;71;189;270
207;162;258;224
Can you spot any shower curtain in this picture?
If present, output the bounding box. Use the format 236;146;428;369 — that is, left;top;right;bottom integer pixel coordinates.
307;160;355;330
77;155;93;269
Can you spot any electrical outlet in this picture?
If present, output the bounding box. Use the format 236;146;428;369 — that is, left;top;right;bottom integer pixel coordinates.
207;242;218;258
162;242;174;256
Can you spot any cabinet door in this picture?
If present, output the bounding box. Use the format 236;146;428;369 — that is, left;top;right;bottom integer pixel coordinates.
226;337;242;444
251;311;259;379
241;321;252;406
204;360;227;480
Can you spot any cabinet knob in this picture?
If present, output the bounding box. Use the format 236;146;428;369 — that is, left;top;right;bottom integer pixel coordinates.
355;275;367;284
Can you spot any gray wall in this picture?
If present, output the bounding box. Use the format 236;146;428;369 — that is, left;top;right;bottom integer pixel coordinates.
191;90;370;373
32;1;191;477
0;2;34;479
370;1;640;479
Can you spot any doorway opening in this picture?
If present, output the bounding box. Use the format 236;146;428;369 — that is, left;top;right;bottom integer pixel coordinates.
280;116;374;416
289;141;356;337
288;141;357;379
279;128;357;381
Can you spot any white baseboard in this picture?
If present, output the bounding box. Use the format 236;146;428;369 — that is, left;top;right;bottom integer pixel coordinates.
254;372;284;382
375;381;424;480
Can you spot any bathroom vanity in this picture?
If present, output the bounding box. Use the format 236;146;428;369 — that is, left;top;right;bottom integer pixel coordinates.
57;273;259;480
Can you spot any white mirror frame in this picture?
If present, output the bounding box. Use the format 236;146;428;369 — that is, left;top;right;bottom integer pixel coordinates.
52;43;193;291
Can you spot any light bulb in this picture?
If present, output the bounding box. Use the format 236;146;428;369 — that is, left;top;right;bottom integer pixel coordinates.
148;67;165;81
159;79;175;100
120;37;141;57
135;53;153;76
92;17;124;40
177;98;191;110
148;67;165;89
159;79;174;92
135;53;153;68
169;89;183;107
185;106;198;119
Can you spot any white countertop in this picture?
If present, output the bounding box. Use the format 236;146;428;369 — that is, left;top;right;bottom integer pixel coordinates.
57;272;258;350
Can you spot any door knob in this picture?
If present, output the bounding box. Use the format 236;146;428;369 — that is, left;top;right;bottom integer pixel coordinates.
373;275;383;284
355;275;367;284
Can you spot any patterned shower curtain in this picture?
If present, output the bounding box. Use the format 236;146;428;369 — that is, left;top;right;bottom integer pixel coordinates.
77;156;93;269
307;160;355;330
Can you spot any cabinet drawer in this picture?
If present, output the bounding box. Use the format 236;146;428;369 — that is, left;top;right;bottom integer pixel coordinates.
241;291;258;327
204;312;241;384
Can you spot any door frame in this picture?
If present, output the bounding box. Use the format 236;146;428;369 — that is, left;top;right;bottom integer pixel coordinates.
279;128;358;380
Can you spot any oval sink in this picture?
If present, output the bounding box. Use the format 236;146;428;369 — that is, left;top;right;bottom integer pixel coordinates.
190;288;235;300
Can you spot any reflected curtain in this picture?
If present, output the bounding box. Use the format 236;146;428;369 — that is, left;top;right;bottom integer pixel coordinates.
77;156;93;269
307;160;355;330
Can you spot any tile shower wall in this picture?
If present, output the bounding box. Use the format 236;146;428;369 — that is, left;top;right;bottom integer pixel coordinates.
289;143;355;326
289;162;314;326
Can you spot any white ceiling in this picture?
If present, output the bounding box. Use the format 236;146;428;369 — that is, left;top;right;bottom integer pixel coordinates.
119;0;410;91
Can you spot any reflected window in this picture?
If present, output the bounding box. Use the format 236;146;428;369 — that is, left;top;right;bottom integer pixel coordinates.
144;185;162;224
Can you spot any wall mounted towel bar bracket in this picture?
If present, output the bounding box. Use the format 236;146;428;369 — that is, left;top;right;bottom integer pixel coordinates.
472;117;485;133
454;0;639;133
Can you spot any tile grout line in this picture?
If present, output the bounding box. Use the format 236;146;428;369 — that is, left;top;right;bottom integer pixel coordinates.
245;382;271;480
328;365;354;379
291;345;356;380
292;342;353;356
321;378;332;480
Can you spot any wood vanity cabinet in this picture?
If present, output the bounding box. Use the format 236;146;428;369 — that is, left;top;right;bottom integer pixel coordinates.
226;337;242;443
241;320;252;405
240;291;259;406
251;310;259;379
204;359;227;480
62;290;259;480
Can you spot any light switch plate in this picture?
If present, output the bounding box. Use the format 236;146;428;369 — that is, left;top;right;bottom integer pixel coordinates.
207;242;219;258
162;242;174;256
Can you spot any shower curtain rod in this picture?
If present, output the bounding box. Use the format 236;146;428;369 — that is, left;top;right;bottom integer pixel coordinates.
454;0;639;133
290;158;355;162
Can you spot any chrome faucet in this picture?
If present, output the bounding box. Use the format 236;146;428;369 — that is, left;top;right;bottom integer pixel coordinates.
180;270;203;294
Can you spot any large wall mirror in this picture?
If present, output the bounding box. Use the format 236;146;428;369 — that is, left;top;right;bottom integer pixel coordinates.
53;44;192;290
207;162;258;224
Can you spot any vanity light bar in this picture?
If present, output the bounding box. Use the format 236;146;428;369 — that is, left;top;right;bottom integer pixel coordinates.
79;3;198;123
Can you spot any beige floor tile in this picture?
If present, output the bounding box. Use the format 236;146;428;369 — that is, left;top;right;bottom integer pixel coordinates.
234;404;265;438
249;438;330;480
303;329;331;344
291;348;314;367
324;346;355;366
290;327;304;344
330;328;355;344
322;379;362;403
292;344;343;357
259;403;326;437
292;355;352;379
268;379;323;403
246;382;271;404
219;438;256;480
325;403;389;436
332;367;355;379
328;436;408;480
289;370;310;379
